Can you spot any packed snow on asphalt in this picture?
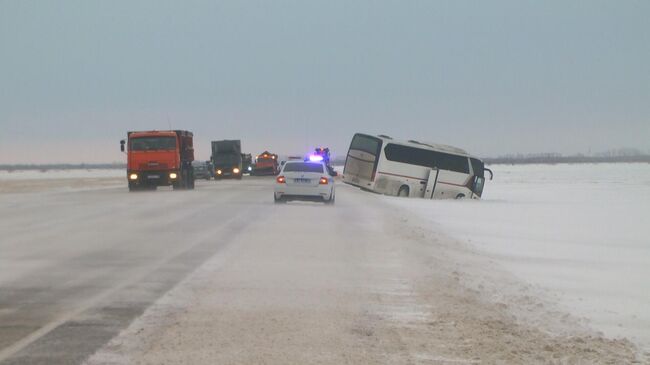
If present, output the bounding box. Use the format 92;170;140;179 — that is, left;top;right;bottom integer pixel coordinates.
0;164;648;364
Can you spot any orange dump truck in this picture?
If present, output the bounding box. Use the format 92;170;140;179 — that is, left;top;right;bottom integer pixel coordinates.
120;130;195;191
251;151;279;176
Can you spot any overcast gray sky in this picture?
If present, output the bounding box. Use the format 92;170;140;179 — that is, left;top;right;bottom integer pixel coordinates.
1;0;648;163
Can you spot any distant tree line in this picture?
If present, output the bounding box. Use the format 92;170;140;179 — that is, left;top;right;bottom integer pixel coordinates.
332;148;650;166
484;149;650;165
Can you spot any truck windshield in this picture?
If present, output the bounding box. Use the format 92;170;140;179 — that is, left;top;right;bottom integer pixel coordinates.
213;154;240;165
130;137;176;151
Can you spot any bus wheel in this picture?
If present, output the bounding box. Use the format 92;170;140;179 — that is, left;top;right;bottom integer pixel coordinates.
455;193;466;199
398;186;409;197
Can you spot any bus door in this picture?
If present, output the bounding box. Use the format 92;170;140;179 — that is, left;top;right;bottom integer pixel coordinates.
423;168;439;199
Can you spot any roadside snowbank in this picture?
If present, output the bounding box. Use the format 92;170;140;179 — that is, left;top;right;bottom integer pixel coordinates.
0;169;124;194
385;163;650;350
0;169;123;181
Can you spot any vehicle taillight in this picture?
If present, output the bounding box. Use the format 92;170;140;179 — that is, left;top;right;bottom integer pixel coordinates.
276;176;286;184
319;177;328;185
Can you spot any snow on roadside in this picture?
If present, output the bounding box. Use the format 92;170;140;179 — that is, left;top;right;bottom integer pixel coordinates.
0;169;125;194
384;163;650;351
0;169;124;181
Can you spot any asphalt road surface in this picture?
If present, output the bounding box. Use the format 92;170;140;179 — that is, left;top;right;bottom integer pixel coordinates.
0;177;643;364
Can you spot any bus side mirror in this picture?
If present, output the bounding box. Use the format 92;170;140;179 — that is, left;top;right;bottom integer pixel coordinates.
120;140;126;152
484;168;493;180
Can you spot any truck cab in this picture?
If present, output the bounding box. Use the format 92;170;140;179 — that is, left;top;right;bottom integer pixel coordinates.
252;151;279;176
211;140;243;180
120;130;195;191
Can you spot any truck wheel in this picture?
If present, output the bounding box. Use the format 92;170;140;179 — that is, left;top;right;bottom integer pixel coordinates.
183;170;191;189
173;177;182;190
173;172;185;190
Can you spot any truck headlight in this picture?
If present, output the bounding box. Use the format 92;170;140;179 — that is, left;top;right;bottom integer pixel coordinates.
233;168;240;174
169;172;177;179
216;169;222;175
129;173;138;180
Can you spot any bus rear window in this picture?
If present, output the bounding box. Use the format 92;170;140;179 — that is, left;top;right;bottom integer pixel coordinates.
350;134;381;155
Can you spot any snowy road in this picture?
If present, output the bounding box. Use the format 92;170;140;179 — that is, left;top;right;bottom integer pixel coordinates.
0;176;645;364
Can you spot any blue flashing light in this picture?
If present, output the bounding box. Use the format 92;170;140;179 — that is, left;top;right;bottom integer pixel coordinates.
308;154;324;162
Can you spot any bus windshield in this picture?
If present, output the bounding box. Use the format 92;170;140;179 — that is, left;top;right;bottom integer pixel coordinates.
470;158;485;178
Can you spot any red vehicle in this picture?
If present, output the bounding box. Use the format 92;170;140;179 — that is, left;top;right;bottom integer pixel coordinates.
120;130;195;191
252;151;280;176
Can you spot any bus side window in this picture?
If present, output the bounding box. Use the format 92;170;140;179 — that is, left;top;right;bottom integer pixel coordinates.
384;144;469;174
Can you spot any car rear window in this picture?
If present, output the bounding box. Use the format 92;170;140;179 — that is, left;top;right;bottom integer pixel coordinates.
283;162;324;173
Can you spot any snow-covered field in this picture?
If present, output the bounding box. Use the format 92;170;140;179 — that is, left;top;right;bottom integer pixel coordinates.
0;169;123;181
0;169;124;193
386;163;650;351
1;164;648;363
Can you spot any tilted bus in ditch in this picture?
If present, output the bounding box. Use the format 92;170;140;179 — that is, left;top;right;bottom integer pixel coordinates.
342;133;492;199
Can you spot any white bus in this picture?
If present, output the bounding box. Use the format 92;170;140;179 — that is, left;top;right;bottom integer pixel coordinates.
342;133;492;199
